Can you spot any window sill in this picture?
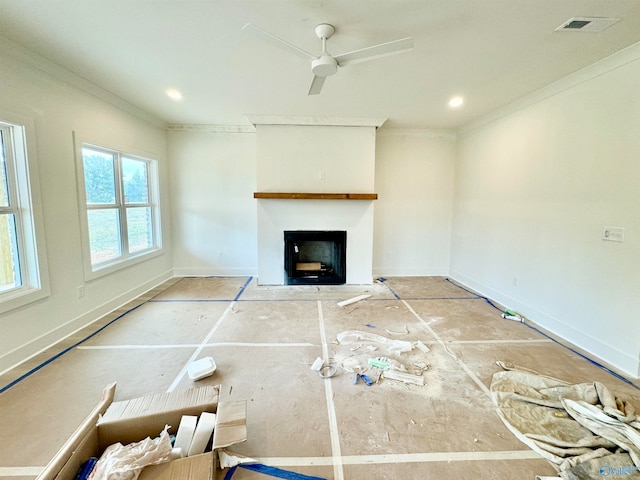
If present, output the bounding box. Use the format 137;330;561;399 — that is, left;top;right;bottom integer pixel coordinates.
84;248;164;281
0;285;50;315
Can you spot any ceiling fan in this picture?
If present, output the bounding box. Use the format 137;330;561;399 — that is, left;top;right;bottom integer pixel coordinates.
243;23;414;95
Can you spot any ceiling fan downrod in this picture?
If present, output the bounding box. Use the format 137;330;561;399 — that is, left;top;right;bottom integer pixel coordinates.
312;24;338;77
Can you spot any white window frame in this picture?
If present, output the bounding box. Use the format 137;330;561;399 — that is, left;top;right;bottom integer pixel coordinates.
0;113;50;314
75;137;162;280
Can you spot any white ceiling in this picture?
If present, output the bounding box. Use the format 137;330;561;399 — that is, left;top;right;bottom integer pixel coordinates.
1;0;639;129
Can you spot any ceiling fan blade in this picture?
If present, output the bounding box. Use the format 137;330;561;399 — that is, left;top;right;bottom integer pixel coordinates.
242;23;316;61
308;75;326;95
335;37;414;67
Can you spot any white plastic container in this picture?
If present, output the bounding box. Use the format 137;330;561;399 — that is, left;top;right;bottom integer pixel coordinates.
187;357;217;381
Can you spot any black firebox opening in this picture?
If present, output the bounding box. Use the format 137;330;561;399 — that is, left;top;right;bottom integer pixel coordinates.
284;230;346;285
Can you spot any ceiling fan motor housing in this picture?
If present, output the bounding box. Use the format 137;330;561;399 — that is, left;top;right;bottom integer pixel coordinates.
312;55;338;76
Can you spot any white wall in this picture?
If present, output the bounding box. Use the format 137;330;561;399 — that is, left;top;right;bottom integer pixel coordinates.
256;125;376;193
374;130;456;276
167;128;257;277
0;44;172;373
168;125;457;284
451;44;640;378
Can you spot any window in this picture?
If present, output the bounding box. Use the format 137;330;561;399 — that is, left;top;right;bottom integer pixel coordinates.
79;143;161;276
0;126;21;293
0;116;49;313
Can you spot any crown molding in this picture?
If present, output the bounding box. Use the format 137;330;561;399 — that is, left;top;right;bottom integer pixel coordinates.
245;115;387;128
459;40;640;137
166;124;255;133
376;128;456;141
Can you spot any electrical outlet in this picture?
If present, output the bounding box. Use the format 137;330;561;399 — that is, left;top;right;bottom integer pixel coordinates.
319;171;325;180
513;276;519;287
77;285;85;298
602;226;624;242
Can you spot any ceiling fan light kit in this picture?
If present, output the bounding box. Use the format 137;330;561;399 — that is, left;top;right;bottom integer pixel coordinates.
243;22;413;95
311;56;338;77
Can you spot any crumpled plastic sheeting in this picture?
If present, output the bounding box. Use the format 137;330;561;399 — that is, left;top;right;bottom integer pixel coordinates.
490;362;640;479
90;426;174;480
336;330;412;355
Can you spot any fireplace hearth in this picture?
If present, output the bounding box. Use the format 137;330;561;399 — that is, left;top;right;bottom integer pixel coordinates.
284;230;346;285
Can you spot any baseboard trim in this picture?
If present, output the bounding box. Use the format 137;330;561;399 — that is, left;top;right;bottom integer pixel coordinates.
448;270;640;381
172;267;256;277
372;268;449;277
0;270;174;376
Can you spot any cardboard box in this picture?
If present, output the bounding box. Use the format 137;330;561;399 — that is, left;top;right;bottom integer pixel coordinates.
36;382;247;480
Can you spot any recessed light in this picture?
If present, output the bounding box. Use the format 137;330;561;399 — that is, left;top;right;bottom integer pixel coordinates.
448;96;464;108
165;88;183;101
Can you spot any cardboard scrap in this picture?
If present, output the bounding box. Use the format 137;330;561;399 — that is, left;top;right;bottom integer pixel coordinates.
38;384;246;480
212;401;247;449
97;386;220;449
138;453;212;480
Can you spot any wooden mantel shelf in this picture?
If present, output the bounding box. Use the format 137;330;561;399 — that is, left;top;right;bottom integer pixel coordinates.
254;192;378;200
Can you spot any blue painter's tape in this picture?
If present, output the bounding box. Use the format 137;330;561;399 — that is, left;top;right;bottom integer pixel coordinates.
223;465;237;480
382;282;401;300
522;322;640;391
445;277;504;311
239;463;327;480
149;299;233;303
443;278;640;391
376;277;398;299
0;303;144;394
74;456;98;480
234;276;253;301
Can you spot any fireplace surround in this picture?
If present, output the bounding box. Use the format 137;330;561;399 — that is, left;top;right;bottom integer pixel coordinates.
253;121;381;285
284;230;346;285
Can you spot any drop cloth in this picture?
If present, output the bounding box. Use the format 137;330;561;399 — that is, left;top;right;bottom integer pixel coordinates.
491;362;640;479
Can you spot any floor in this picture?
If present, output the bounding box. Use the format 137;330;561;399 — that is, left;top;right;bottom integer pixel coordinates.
1;276;639;480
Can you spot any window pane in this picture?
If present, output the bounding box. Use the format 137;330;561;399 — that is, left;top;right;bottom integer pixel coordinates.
122;158;149;204
126;207;153;253
0;130;9;207
0;213;21;292
87;209;121;264
83;148;116;204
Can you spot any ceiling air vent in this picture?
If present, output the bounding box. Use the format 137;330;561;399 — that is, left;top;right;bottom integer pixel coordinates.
555;17;621;32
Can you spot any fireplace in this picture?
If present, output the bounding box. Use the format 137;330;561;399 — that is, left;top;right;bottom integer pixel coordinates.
284;230;346;285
